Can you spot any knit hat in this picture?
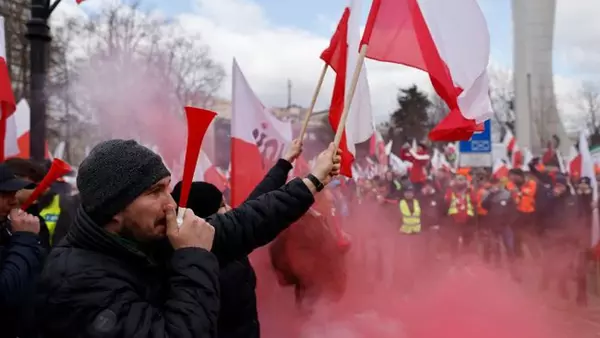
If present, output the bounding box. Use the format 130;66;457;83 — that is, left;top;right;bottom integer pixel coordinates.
171;181;223;218
77;139;170;225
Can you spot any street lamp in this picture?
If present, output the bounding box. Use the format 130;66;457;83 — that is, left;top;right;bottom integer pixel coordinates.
26;0;63;162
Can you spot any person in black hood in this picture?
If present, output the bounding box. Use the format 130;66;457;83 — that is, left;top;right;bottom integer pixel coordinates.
0;163;45;338
171;139;301;338
36;139;341;338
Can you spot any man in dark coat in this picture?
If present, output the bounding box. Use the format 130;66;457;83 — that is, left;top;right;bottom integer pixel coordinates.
36;139;340;338
171;139;301;338
0;163;46;338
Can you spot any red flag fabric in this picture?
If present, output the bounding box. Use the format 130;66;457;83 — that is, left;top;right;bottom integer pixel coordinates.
570;154;582;180
178;107;217;209
320;9;354;177
361;0;492;141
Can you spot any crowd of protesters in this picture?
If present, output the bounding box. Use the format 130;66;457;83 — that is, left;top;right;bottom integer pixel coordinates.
320;143;598;309
0;137;598;337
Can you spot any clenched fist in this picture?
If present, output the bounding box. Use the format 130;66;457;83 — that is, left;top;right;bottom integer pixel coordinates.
166;206;215;251
283;139;303;163
9;209;40;234
310;142;342;185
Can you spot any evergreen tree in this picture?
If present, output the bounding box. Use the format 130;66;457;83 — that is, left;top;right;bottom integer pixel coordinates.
386;85;432;153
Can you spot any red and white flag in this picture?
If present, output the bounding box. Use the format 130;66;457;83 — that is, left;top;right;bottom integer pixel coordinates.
4;99;51;159
361;0;492;141
568;145;582;179
369;128;387;165
230;59;292;207
0;16;16;161
344;0;374;145
321;9;353;176
195;150;228;192
502;129;515;155
511;144;523;170
321;0;374;177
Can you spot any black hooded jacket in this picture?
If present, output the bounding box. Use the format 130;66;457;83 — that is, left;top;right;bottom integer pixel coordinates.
35;176;314;338
173;159;293;338
215;159;292;338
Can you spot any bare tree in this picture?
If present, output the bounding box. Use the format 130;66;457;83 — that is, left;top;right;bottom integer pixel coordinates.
1;0;30;100
47;0;225;164
577;81;600;134
488;67;515;141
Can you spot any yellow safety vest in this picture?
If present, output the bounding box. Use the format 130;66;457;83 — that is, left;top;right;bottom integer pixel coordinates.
399;199;421;234
447;193;474;216
40;194;61;245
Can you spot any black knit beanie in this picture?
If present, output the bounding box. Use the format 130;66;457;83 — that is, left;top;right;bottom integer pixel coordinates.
171;181;223;218
77;139;171;225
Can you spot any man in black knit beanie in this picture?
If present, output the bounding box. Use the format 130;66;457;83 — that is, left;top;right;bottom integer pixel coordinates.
37;139;341;337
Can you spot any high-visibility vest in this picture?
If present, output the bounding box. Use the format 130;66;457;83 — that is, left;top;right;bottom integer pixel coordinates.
40;194;61;245
448;192;474;216
399;199;421;234
506;180;537;213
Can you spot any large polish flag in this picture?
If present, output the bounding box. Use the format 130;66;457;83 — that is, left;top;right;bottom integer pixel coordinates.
361;0;492;141
321;0;374;177
0;16;16;160
230;59;292;207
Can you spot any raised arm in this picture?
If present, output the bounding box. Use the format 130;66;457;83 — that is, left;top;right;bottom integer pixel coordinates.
209;143;341;264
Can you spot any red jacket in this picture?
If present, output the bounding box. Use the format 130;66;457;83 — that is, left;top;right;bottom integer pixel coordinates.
400;148;429;183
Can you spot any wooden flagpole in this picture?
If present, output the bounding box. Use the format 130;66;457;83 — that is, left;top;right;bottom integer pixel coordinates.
298;64;328;142
333;44;368;150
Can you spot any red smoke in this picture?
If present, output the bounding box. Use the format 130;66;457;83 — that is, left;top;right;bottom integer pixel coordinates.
252;198;588;338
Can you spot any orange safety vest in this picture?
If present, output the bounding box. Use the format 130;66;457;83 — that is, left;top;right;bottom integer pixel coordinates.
506;180;537;213
476;188;488;215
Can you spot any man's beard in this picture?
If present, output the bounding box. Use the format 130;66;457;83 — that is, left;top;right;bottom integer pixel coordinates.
117;218;165;258
117;223;138;242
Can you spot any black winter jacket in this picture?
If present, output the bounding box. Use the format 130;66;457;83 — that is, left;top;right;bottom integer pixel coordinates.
217;159;292;338
36;177;315;338
481;189;518;230
0;220;45;338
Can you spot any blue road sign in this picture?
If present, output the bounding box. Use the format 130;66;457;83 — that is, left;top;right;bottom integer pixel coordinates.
459;120;491;153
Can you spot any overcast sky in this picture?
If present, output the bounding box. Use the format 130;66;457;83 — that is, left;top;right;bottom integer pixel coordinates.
55;0;600;122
